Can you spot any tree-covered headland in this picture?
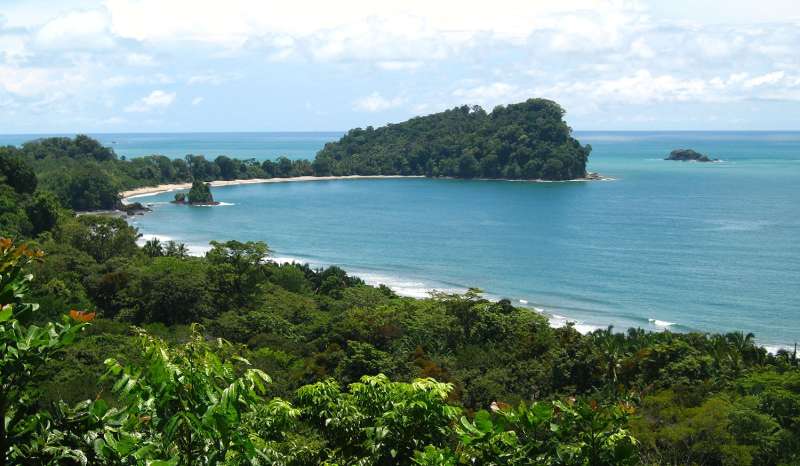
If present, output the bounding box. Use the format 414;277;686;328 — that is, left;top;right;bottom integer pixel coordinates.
0;122;799;465
0;98;591;219
314;99;591;180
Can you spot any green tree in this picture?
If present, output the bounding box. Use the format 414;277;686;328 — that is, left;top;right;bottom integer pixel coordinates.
0;239;86;466
123;257;212;324
206;240;271;310
187;180;214;204
100;326;271;464
59;215;139;263
0;152;37;194
25;191;61;235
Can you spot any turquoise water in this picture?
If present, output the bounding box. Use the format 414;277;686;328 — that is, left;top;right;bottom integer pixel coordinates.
4;131;799;348
119;131;800;350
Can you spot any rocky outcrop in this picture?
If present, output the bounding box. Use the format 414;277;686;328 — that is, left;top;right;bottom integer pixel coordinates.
117;201;151;216
665;149;718;162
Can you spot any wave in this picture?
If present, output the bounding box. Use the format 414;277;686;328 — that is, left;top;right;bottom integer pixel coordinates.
648;318;676;327
136;234;212;256
763;344;797;355
126;227;791;348
137;233;173;244
702;219;772;232
356;270;464;298
194;202;236;207
547;313;604;334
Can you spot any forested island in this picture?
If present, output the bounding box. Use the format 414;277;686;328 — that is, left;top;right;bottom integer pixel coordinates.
1;128;799;465
172;180;217;205
313;99;592;180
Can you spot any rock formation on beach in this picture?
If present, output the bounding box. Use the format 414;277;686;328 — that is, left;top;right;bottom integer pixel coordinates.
172;180;219;205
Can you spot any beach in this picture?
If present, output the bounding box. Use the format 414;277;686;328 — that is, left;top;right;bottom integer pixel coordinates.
121;173;611;202
120;175;425;201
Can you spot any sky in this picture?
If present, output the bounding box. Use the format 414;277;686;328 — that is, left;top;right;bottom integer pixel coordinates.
1;0;799;132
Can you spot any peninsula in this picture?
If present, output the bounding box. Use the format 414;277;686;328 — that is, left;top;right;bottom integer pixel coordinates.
5;98;598;214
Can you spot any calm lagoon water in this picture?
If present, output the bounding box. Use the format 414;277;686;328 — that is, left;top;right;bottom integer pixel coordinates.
6;131;799;348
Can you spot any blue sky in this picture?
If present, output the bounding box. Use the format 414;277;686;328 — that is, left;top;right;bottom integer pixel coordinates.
1;0;799;132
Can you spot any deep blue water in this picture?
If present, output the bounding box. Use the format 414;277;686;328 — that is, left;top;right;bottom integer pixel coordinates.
4;131;799;348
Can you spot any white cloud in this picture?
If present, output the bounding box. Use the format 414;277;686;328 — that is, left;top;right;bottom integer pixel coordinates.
33;9;115;50
0;64;87;98
452;82;523;107
126;52;156;66
353;92;406;112
532;69;800;105
124;90;176;112
104;73;173;88
744;71;785;88
191;96;204;105
101;0;647;63
3;0;800;131
376;61;423;71
187;73;238;85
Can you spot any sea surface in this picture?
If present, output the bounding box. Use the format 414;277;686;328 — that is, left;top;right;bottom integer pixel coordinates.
0;132;339;161
5;131;799;349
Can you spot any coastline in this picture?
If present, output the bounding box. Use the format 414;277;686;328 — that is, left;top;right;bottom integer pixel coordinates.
120;173;613;202
121;175;424;201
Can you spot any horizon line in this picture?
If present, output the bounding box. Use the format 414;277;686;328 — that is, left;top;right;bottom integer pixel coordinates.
3;129;800;136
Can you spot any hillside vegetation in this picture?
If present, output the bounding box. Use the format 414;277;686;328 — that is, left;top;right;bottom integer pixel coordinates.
314;99;591;180
1;133;799;465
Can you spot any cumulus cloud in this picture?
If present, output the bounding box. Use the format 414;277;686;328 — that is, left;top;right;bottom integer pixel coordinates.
452;83;523;107
124;90;176;112
187;73;239;85
2;0;800;130
33;9;115;50
532;69;800;105
353;92;406;112
126;52;155;66
376;61;424;71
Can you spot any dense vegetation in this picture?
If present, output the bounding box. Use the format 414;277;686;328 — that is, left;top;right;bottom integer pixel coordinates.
179;180;215;204
314;99;591;180
0;99;590;218
0;136;308;212
1;134;799;465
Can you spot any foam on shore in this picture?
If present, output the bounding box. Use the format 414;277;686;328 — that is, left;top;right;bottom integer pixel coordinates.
131;228;792;350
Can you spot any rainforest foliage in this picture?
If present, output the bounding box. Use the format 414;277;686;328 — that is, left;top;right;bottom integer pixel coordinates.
314;99;591;180
0;136;799;465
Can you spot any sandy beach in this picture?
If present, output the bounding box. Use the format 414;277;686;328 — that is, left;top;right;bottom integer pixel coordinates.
120;175;425;202
120;173;612;202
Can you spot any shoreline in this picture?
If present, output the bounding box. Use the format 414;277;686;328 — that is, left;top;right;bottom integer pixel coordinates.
120;173;613;202
134;233;794;353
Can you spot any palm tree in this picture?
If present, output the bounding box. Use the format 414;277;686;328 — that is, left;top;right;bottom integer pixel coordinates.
143;238;163;257
596;326;626;385
710;334;732;371
726;331;756;366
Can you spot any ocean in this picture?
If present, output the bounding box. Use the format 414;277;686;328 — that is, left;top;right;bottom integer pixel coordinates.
4;131;799;349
